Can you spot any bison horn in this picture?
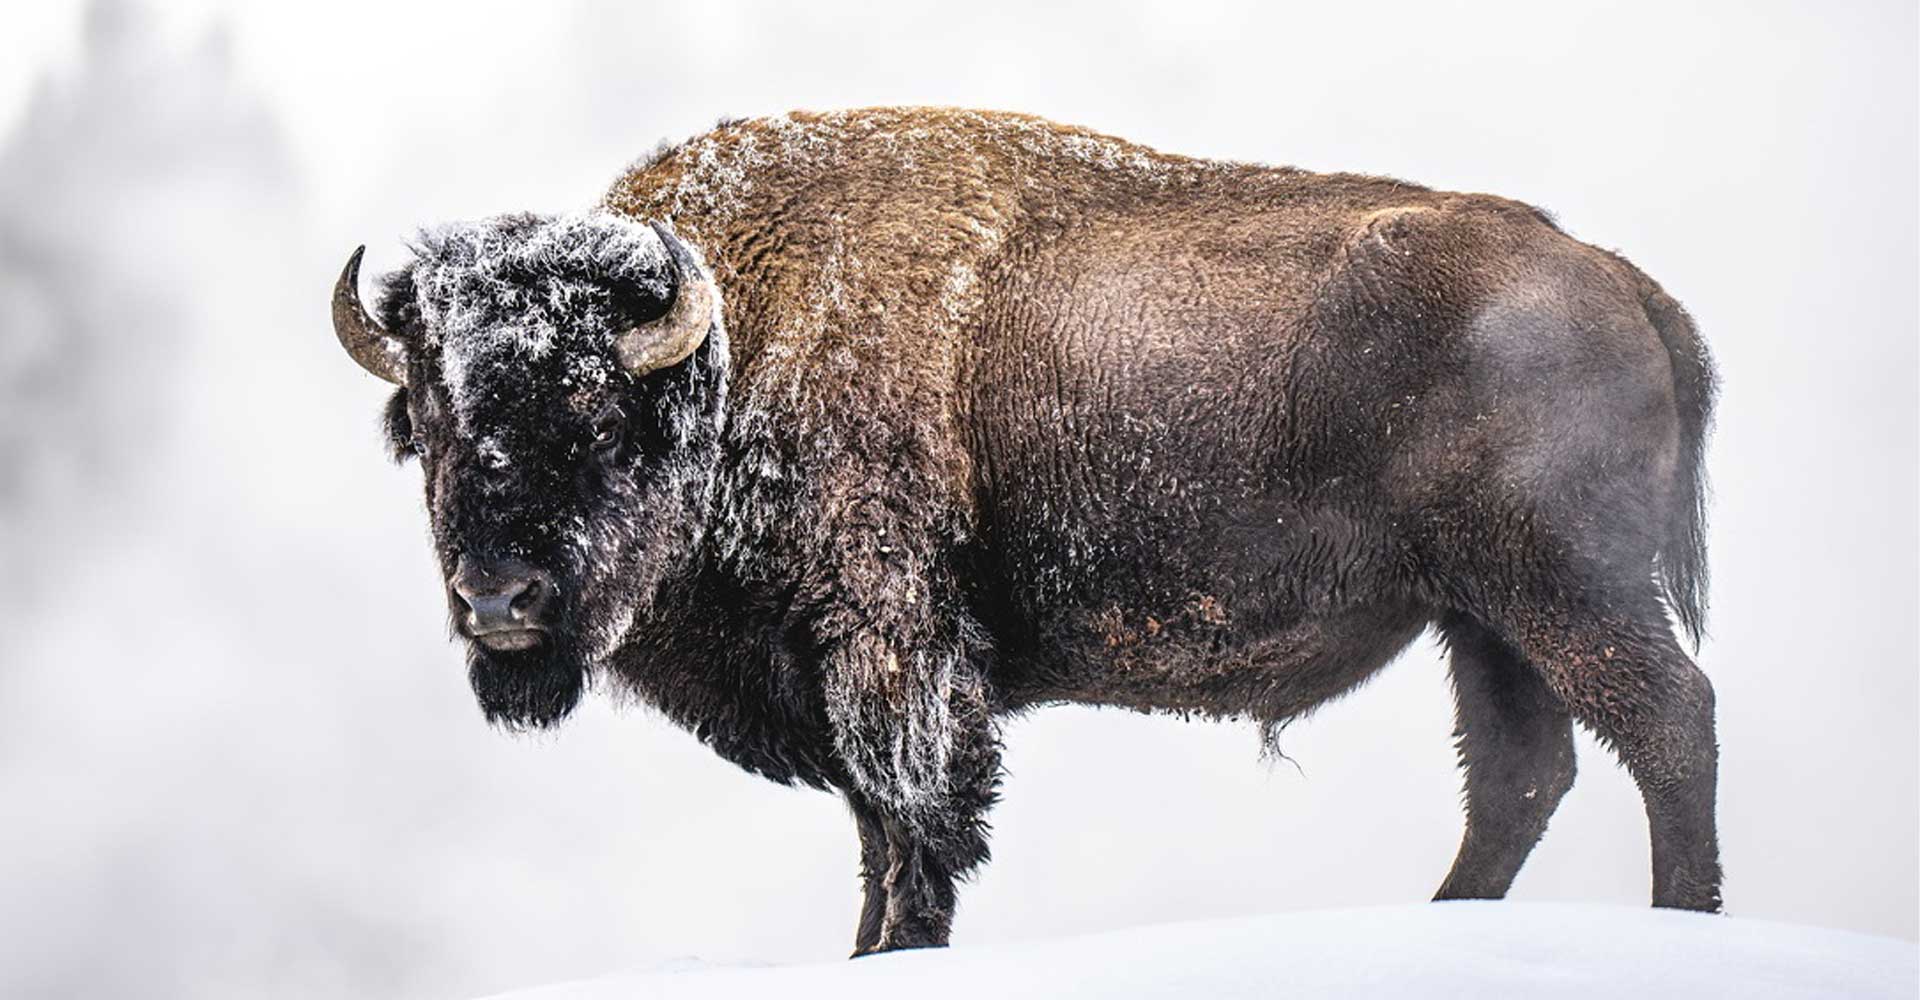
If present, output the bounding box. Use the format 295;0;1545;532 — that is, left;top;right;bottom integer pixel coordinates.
332;245;408;386
614;223;718;377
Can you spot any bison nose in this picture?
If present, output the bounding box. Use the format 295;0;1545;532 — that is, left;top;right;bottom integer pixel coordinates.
451;555;554;635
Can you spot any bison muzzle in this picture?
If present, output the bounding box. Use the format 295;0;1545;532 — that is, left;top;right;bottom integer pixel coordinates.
331;108;1722;955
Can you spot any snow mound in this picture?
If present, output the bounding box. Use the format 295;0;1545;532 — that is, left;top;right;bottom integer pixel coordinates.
478;902;1916;1000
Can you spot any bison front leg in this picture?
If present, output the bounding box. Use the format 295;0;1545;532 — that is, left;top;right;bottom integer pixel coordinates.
821;599;1000;954
795;410;1002;952
847;796;891;955
830;642;1000;955
845;783;994;955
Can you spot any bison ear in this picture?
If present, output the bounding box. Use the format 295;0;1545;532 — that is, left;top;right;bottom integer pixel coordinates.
381;388;415;463
332;246;410;385
612;223;719;378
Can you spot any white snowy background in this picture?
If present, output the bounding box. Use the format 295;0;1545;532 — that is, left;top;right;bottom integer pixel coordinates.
0;2;1913;998
476;903;1918;1000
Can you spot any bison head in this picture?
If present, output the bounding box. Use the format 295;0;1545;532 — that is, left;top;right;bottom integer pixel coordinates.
333;211;728;728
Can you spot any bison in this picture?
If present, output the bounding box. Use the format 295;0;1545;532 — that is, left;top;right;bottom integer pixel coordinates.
331;107;1720;954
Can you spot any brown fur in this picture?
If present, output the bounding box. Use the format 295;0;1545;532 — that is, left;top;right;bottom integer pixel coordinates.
357;107;1719;955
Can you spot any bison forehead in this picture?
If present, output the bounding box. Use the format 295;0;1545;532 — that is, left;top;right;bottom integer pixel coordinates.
402;209;675;430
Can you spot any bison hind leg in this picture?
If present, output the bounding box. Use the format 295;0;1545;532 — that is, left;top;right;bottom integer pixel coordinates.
1433;611;1578;900
1477;580;1723;912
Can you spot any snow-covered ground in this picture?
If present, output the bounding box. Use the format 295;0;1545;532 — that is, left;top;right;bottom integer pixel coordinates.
478;903;1916;1000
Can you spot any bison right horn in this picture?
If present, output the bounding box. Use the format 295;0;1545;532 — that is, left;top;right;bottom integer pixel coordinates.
614;223;719;378
332;245;409;386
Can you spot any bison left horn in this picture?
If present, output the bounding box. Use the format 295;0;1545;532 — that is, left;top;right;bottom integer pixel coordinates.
614;223;718;378
332;245;408;386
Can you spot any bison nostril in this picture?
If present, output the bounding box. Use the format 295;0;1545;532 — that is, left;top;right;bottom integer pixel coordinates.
511;578;544;616
451;555;552;632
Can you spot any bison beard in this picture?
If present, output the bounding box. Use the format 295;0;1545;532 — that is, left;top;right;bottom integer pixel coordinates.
467;638;586;730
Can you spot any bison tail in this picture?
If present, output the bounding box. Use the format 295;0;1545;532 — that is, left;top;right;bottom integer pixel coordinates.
1636;271;1718;649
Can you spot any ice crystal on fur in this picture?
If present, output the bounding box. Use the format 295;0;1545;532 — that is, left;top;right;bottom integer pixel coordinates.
406;211;672;433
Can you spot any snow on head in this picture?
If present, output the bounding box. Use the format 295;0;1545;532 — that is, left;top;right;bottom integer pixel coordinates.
401;209;673;431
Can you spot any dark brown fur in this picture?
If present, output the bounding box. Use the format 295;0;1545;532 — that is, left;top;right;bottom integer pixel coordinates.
360;107;1719;955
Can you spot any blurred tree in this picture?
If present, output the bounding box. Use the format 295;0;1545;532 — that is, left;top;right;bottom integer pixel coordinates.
0;0;292;598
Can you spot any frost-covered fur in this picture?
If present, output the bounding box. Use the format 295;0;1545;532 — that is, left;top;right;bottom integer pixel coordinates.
409;212;671;434
378;210;728;727
350;108;1721;957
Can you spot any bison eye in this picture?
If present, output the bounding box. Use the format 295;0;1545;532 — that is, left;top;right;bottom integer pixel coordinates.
590;408;625;456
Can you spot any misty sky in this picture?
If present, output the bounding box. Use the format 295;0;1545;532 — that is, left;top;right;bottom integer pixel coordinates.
0;2;1914;998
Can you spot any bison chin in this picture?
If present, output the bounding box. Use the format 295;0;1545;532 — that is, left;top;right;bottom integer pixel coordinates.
466;638;587;730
